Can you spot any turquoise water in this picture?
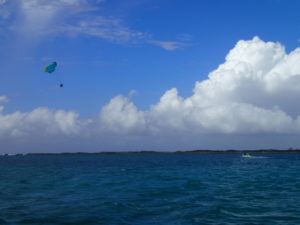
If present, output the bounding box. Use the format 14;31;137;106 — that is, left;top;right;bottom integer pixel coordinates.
0;153;299;224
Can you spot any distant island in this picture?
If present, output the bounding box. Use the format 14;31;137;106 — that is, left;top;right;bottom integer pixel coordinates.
5;149;299;156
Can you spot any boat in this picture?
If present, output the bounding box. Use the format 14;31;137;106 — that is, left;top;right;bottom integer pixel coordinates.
242;153;252;158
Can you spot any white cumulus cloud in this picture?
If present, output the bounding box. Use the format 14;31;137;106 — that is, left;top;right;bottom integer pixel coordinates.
97;36;300;148
0;107;81;139
100;95;146;133
2;37;300;152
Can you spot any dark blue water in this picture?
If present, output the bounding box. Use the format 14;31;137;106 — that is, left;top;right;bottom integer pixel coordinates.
0;153;299;225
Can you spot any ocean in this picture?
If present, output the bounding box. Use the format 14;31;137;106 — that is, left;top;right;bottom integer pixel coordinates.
0;153;299;225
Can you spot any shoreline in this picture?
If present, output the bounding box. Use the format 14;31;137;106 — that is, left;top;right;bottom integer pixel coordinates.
4;149;300;156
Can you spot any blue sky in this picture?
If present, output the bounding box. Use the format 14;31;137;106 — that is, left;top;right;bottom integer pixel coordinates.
1;0;299;115
1;0;300;152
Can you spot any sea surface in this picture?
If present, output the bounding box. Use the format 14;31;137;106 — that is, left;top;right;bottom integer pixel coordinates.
0;153;299;225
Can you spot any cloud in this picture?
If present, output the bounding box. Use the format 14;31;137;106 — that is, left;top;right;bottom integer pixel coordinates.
1;0;149;43
0;0;12;21
1;0;188;48
100;95;146;133
60;17;149;42
128;90;138;98
148;34;192;50
0;96;8;113
0;96;9;103
139;37;299;135
0;107;81;139
148;40;182;51
3;37;300;152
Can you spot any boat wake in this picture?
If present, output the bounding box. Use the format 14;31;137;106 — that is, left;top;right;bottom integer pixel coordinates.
241;154;268;159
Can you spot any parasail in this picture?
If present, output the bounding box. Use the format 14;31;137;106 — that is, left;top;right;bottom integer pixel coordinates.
44;62;63;87
44;62;57;73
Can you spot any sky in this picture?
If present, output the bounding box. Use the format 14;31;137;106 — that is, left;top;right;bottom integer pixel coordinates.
1;0;300;153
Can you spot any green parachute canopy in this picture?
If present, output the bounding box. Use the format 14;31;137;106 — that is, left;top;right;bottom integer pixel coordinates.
44;62;57;73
